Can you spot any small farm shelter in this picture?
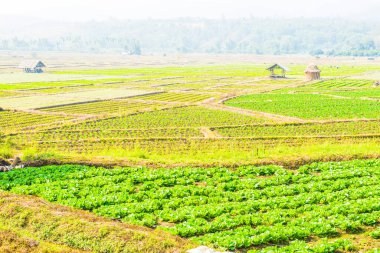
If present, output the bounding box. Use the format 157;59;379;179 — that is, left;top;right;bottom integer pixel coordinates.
266;64;289;78
18;60;46;73
305;64;321;81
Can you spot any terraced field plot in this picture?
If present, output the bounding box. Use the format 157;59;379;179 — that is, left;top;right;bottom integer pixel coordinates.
0;110;74;134
252;78;302;85
311;79;373;89
329;89;380;99
55;65;271;77
15;132;380;166
137;92;215;103
287;65;380;77
0;73;130;84
0;88;157;110
0;77;132;91
41;99;171;116
59;106;270;129
2;65;380;166
0;91;19;97
225;93;380;120
279;79;375;93
1;160;379;252
12;128;203;145
215;120;380;138
2;63;380;252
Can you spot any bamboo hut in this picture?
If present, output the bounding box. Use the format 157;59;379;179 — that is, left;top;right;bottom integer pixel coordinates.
18;60;46;73
266;64;289;78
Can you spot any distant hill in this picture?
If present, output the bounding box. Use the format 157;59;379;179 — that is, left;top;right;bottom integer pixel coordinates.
0;17;379;56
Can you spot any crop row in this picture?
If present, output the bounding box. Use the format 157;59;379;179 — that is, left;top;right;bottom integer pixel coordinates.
11;128;203;144
225;93;380;119
11;120;380;147
328;88;380;100
20;135;379;157
0;91;19;97
253;79;301;85
41;100;171;116
53;106;268;130
312;79;372;89
1;159;379;251
0;78;128;91
0;110;73;134
215;120;380;137
248;239;356;253
138;92;214;103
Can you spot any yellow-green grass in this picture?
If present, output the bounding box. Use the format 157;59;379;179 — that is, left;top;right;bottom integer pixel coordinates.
0;191;194;253
0;228;85;253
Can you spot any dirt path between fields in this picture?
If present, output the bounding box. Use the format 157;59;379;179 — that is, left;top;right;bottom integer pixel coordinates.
204;103;307;123
200;127;222;138
198;80;315;123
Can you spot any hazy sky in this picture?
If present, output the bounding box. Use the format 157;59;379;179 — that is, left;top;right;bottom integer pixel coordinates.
1;0;379;21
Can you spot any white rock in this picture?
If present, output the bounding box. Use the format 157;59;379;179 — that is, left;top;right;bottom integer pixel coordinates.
187;246;216;253
187;246;232;253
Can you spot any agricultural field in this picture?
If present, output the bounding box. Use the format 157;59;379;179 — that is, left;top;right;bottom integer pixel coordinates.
58;106;270;129
0;91;20;97
0;72;130;84
0;88;156;110
0;77;131;90
306;79;373;90
136;92;216;103
0;110;74;134
328;89;380;99
0;159;379;252
225;94;380;120
41;99;173;116
1;63;380;165
1;59;380;252
215;120;380;138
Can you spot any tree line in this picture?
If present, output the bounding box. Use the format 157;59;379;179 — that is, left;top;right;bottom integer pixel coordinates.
1;18;379;56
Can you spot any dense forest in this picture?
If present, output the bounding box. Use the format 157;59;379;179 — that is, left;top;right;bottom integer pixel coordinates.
0;17;379;56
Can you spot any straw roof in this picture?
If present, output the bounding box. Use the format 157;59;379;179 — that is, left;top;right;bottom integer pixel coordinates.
18;60;46;69
267;64;289;72
305;64;321;73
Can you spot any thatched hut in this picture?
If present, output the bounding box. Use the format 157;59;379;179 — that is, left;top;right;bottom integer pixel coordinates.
18;60;46;73
266;64;289;78
305;64;321;81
